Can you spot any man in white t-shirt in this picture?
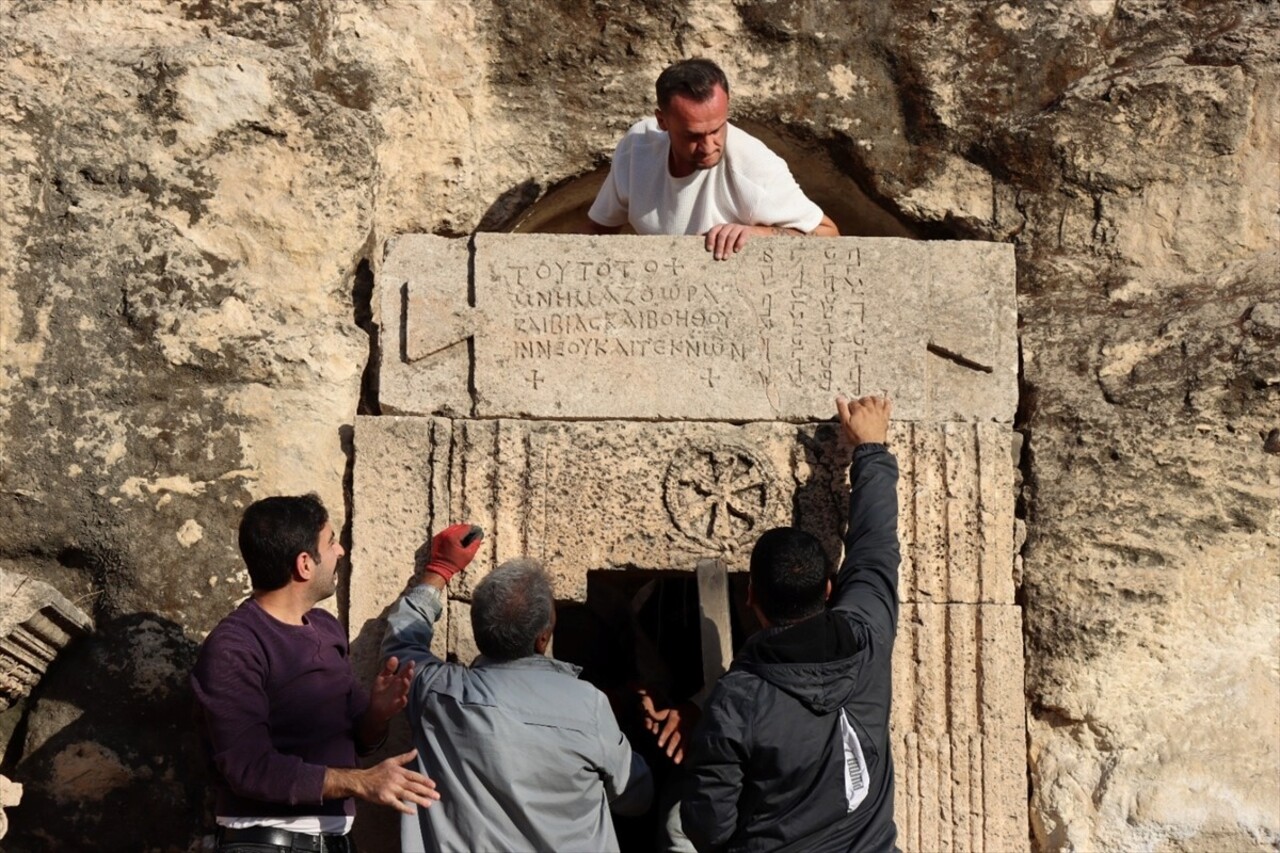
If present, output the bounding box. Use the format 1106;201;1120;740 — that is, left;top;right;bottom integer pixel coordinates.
587;58;839;260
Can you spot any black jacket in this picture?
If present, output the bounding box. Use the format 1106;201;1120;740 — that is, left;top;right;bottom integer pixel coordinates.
682;445;900;853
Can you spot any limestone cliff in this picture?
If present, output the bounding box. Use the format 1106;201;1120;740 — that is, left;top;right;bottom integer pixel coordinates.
0;1;1276;850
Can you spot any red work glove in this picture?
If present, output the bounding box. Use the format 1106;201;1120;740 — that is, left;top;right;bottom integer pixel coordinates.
424;523;482;582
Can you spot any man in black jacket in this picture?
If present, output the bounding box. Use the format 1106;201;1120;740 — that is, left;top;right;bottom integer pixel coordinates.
681;395;900;853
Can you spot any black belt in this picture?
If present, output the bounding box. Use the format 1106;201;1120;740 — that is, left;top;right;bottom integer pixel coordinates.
216;825;355;852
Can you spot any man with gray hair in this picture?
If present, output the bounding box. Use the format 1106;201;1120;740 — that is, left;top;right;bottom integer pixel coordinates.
381;524;653;852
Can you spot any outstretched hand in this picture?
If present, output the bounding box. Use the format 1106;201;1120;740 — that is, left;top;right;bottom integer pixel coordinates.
357;750;440;814
836;395;892;447
367;656;415;725
324;750;440;814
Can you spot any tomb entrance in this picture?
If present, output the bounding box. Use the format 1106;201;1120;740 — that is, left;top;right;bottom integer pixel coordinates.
352;234;1024;851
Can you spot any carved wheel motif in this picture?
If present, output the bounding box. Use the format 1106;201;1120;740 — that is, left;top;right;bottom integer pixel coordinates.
663;444;777;550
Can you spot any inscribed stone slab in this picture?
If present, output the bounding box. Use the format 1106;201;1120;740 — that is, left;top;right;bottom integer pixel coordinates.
385;234;1017;421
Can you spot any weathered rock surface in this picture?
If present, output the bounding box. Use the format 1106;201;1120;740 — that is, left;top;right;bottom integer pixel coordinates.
0;0;1276;850
0;774;20;841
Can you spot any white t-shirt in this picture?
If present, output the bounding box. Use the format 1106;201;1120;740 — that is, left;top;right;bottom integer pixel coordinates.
588;118;825;235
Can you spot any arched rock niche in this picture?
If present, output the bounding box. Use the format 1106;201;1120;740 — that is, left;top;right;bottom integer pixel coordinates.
504;122;915;239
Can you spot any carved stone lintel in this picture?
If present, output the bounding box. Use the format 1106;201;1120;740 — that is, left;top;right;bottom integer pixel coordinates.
0;572;95;713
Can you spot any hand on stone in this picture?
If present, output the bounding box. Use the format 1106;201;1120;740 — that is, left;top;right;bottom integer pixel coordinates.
836;395;892;447
703;223;769;260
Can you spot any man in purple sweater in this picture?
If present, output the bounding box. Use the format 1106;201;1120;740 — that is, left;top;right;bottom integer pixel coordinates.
192;494;440;852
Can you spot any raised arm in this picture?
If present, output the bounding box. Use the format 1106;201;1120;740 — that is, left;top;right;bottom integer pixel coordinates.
381;523;482;675
830;396;901;635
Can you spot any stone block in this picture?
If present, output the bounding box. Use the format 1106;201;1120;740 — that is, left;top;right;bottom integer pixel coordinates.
349;415;451;678
351;417;1018;609
354;233;1024;853
380;235;1017;422
378;235;472;417
893;603;1026;853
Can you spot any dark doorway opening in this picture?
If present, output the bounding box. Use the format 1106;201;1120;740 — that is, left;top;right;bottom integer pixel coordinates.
554;570;762;851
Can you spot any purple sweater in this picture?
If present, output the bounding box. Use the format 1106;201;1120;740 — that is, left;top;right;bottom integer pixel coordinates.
191;599;369;818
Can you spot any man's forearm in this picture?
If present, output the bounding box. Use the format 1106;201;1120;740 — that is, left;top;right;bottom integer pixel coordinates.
323;766;366;800
355;710;390;755
810;214;839;236
761;213;839;238
587;217;623;235
832;445;901;611
381;583;445;669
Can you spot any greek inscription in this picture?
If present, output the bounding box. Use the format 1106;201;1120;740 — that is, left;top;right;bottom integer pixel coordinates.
499;252;873;397
515;337;747;362
848;362;863;396
506;257;685;288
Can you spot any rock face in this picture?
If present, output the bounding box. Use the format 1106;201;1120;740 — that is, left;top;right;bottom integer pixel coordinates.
0;1;1276;851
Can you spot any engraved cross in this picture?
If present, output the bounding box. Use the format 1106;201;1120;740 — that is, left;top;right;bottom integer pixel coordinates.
528;369;543;390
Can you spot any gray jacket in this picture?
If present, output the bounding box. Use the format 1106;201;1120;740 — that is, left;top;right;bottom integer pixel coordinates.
382;584;652;853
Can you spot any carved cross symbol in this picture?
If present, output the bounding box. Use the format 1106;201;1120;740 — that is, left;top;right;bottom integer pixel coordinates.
702;368;717;388
528;369;543;390
669;450;769;545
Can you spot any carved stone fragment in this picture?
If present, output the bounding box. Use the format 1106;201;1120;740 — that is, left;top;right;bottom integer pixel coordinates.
0;573;94;713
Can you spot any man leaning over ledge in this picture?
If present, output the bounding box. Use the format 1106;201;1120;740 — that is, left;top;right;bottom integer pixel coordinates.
586;57;840;260
191;494;441;853
381;526;653;853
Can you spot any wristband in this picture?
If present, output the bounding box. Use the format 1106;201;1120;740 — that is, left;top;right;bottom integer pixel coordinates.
853;442;889;458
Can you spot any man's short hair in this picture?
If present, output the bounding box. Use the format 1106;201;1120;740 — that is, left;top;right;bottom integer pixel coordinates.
749;527;829;622
238;494;328;592
471;559;555;661
656;58;730;109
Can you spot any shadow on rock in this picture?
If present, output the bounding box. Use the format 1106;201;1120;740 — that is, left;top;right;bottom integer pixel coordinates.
3;612;205;852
